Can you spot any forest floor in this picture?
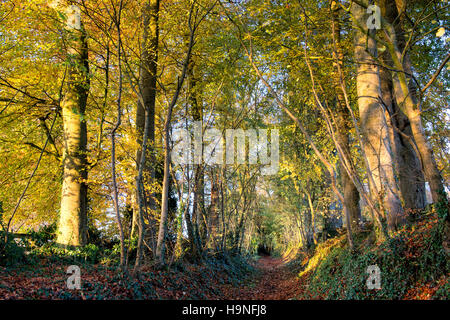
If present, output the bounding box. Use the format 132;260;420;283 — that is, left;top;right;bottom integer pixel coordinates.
0;254;306;300
222;255;307;300
1;215;447;300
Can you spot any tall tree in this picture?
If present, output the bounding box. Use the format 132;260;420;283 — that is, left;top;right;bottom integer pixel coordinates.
378;0;426;211
57;5;90;246
384;0;447;208
155;2;199;266
330;2;361;232
133;0;160;237
134;0;160;270
188;60;207;254
351;1;403;232
380;0;449;251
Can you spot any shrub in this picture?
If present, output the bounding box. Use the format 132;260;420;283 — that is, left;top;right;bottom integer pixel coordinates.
0;207;27;266
30;243;101;264
28;223;57;247
0;233;27;266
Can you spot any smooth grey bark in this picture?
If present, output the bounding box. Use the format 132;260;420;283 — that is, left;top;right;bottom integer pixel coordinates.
351;1;404;231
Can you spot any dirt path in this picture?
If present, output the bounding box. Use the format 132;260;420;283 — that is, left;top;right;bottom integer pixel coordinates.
223;256;306;300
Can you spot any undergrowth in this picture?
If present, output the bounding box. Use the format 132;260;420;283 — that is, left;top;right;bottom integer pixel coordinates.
297;211;449;300
0;218;255;299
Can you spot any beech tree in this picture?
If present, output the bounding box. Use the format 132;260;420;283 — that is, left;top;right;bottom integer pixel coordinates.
56;5;90;246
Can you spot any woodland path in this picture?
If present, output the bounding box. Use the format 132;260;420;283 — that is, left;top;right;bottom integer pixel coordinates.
223;256;307;300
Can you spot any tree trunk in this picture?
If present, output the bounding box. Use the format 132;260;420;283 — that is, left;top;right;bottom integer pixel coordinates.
387;9;448;210
303;206;314;250
379;54;426;210
155;19;196;266
352;1;404;232
208;167;220;250
306;189;318;245
57;9;90;247
188;60;206;253
155;126;171;265
111;5;127;270
331;3;361;232
378;0;426;211
133;0;160;238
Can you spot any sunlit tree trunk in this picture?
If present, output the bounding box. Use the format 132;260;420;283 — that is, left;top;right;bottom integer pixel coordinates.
57;9;90;247
352;1;403;233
